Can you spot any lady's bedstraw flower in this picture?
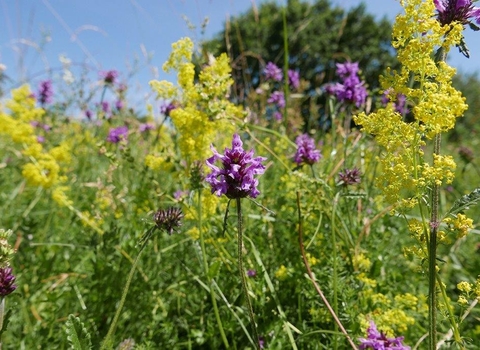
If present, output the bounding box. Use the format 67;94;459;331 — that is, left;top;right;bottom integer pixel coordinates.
358;321;410;350
206;133;266;199
293;134;322;166
0;267;17;297
264;62;283;82
37;80;53;106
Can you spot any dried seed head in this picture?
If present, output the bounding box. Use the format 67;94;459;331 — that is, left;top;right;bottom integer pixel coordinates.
153;207;184;235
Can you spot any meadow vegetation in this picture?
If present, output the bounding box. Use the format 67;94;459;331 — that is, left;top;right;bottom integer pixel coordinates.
0;0;480;349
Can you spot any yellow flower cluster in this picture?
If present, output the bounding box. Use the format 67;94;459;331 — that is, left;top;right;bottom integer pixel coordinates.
0;85;72;205
444;214;474;239
354;0;467;209
150;37;242;163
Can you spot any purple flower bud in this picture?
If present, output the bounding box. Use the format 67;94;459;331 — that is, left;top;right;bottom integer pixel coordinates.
0;267;17;297
85;109;93;120
293;134;322;166
247;269;257;277
101;101;110;114
160;102;177;117
206;134;267;199
264;62;283;82
99;70;119;85
37;80;53;106
115;100;124;111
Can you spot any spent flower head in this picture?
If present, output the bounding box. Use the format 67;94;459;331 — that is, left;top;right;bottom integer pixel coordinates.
358;321;410;350
293;134;322;166
206;133;266;199
153;207;184;235
0;266;17;297
338;168;362;186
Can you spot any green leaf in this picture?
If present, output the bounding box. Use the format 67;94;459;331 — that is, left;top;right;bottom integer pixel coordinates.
208;260;222;280
446;188;480;216
65;314;92;350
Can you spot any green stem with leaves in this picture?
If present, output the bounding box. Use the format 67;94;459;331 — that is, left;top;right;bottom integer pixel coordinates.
236;198;260;349
331;192;340;350
198;191;230;349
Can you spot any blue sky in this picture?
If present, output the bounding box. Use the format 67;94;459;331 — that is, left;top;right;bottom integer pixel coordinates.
1;0;479;112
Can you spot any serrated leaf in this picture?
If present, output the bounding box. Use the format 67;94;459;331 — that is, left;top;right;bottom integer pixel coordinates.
446;188;480;216
0;308;13;338
65;314;92;350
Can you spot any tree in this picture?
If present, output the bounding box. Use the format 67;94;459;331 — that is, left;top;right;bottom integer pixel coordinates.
201;0;399;104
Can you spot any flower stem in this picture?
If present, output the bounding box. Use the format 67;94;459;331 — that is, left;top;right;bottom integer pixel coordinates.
236;198;260;349
198;191;230;349
428;46;447;350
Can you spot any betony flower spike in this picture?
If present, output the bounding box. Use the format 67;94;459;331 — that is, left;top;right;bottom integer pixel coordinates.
206;134;266;199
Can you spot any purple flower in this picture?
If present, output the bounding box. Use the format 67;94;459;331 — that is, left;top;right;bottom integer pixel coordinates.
293;134;322;166
273;111;283;121
206;134;267;199
100;70;119;85
85;109;93;120
160;102;177;117
37;136;45;143
434;0;480;26
139;123;155;132
288;69;300;89
264;62;283;82
100;101;110;114
267;91;285;108
115;100;124;111
37;80;53;105
106;126;129;143
0;267;17;297
338;168;361;186
358;321;410;350
381;90;409;115
173;190;190;200
247;269;257;277
328;62;368;107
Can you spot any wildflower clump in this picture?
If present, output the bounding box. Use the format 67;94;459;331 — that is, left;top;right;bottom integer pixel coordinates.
354;0;467;209
150;37;242;162
358;321;410;350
